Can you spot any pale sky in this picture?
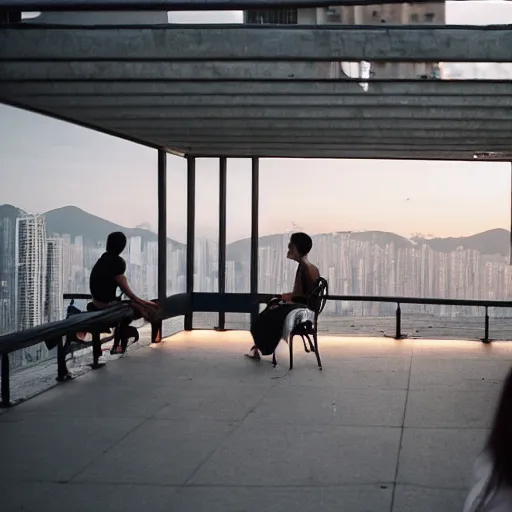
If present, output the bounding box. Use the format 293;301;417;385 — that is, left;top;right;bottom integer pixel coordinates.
1;1;512;244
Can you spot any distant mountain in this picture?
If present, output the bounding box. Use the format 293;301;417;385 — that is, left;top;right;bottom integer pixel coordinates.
228;229;511;260
413;229;510;257
2;204;510;257
44;206;184;247
0;204;25;221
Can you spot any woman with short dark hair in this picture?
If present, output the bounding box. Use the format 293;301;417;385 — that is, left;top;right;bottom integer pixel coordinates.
246;232;320;361
463;367;512;511
89;231;158;354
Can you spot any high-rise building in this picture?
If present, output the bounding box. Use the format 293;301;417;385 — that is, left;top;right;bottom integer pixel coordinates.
0;208;20;335
15;215;47;331
46;238;64;323
245;3;445;79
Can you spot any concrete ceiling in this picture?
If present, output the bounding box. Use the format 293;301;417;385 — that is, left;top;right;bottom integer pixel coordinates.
1;23;512;161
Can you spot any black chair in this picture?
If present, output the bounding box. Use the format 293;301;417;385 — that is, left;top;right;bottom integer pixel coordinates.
273;277;328;371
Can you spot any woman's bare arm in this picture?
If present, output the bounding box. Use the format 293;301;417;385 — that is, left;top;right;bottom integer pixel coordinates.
115;275;157;307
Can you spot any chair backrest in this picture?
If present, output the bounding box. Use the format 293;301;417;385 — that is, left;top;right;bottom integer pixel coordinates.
307;277;328;316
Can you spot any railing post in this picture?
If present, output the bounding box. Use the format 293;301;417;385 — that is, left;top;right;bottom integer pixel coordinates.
395;302;402;340
0;353;10;407
91;333;104;369
56;337;70;382
151;320;162;343
482;306;491;344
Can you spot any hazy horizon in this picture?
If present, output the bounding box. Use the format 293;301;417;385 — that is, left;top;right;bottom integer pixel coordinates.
2;1;512;243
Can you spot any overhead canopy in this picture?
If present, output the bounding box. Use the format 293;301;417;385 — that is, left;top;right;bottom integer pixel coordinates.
1;23;512;160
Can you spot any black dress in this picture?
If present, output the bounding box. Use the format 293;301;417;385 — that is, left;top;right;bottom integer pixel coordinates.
250;263;316;356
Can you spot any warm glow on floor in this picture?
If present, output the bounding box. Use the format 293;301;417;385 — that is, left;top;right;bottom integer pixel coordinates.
159;330;512;356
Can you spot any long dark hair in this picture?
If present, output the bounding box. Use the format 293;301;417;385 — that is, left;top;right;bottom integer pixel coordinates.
481;366;512;504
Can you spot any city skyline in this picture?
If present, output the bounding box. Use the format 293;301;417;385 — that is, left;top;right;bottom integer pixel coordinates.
3;201;512;369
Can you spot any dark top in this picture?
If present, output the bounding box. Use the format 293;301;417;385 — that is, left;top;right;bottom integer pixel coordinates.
89;252;126;303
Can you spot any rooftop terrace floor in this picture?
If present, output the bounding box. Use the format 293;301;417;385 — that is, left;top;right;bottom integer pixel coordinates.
2;331;512;512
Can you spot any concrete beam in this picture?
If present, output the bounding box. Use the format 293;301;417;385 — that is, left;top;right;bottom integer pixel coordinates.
0;0;451;11
1;25;511;62
154;142;512;151
101;119;512;131
115;129;512;140
0;62;340;81
4;80;511;98
120;137;512;148
19;94;512;108
56;106;512;120
181;149;511;161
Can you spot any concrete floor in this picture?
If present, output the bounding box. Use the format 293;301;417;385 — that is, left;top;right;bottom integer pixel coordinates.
2;331;512;512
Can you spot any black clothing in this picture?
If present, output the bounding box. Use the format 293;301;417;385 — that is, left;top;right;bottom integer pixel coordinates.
89;252;126;304
251;303;303;355
87;300;139;355
251;262;316;356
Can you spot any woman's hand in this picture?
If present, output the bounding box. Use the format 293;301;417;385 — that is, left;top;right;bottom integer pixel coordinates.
137;298;158;309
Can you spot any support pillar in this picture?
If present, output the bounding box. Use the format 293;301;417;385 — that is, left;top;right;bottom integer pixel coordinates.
185;156;196;331
250;157;259;327
157;150;167;302
154;149;167;343
217;157;227;331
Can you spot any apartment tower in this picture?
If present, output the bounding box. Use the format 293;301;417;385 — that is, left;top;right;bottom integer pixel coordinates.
15;215;47;331
46;237;64;323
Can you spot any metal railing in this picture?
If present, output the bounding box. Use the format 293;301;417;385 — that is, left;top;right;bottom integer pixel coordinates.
326;294;512;342
0;301;134;407
3;291;512;407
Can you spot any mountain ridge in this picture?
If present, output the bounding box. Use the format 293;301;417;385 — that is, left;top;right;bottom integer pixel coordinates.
1;204;509;256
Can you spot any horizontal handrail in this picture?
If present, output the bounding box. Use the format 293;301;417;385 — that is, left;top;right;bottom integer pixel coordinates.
63;293;92;301
0;303;133;355
326;294;512;308
6;291;511;356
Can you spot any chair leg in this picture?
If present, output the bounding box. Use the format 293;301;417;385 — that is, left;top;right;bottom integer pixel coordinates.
301;335;310;353
289;335;294;370
272;351;277;368
305;334;315;353
313;330;322;370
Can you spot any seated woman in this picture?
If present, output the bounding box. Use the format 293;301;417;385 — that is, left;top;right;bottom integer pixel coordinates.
89;231;158;354
462;366;512;511
246;232;320;361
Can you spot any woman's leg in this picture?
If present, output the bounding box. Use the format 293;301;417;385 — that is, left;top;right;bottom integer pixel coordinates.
246;345;261;360
245;316;261;359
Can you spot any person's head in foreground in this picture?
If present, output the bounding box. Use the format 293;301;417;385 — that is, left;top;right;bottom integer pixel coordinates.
464;366;512;511
287;232;313;262
106;231;127;256
486;366;512;488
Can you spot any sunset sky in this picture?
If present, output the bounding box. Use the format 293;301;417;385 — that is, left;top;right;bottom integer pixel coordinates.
1;1;512;243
